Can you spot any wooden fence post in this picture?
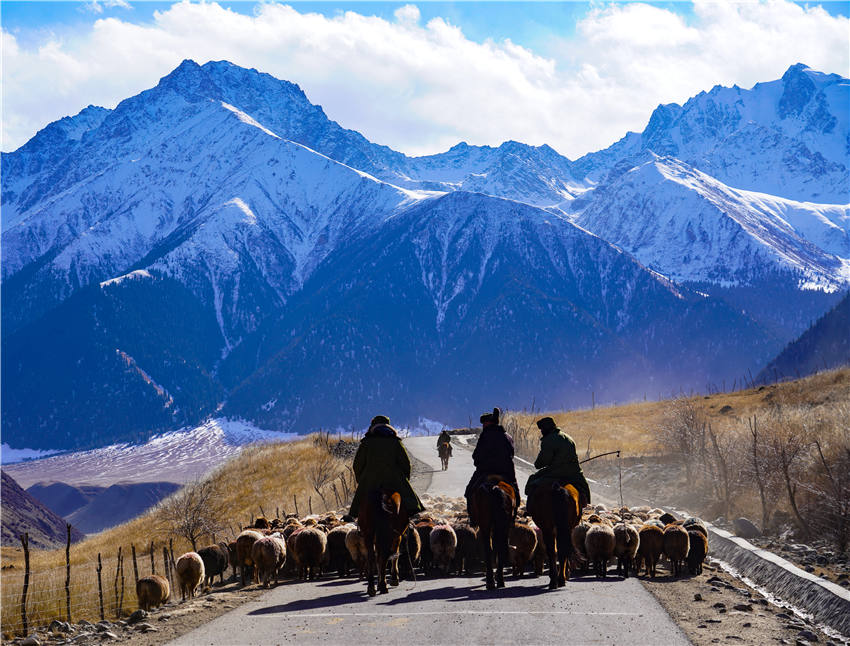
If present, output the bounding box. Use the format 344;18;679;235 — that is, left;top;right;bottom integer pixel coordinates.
163;547;171;590
293;494;299;517
113;547;122;618
97;553;105;621
20;533;30;637
149;541;155;575
131;544;139;586
65;524;72;622
308;496;313;515
118;551;125;618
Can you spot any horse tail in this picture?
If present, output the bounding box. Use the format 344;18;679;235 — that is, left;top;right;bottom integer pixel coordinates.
374;490;398;560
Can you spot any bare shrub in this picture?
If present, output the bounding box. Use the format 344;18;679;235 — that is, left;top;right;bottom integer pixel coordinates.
656;398;706;480
157;478;225;551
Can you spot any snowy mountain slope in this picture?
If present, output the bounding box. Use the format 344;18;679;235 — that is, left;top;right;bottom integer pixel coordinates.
574;64;849;203
222;190;776;432
1;93;429;338
576;156;850;289
1;59;846;450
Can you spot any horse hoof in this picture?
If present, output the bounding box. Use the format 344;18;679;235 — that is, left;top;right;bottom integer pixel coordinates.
548;580;558;590
367;587;377;597
390;579;399;587
497;581;505;588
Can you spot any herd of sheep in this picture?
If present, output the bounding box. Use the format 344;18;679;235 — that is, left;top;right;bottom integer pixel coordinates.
135;493;710;610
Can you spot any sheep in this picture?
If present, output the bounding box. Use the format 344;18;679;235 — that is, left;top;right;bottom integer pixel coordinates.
136;574;169;611
326;524;355;578
252;516;270;530
175;552;205;601
226;540;238;581
509;522;538;577
663;524;690;577
252;535;287;587
429;524;457;575
531;524;546;577
584;523;616;578
197;543;229;588
658;512;677;526
345;526;368;580
637;524;664;578
289;526;327;580
683;517;708;538
687;529;709;575
451;523;478;576
613;524;640;578
571;522;590;560
235;530;264;586
415;521;435;575
399;524;423;580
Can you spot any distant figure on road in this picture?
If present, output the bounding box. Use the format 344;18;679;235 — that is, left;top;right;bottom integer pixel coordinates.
348;415;425;519
524;417;591;516
464;407;520;523
436;429;452;470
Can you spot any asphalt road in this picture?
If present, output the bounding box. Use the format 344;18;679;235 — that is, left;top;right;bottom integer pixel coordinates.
170;436;690;645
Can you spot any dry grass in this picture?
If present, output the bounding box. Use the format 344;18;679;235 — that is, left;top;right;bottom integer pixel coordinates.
1;436;349;637
504;367;850;462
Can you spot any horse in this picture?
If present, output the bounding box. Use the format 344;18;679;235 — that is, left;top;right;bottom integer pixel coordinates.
438;442;452;470
358;489;410;596
470;477;515;590
527;483;581;590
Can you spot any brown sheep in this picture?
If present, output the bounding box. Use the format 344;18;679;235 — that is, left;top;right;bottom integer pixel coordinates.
687;529;709;575
345;526;368;580
429;524;457;575
585;523;616;578
531;524;545;577
663;524;690;577
289;526;327;580
637;524;664;578
613;524;640;578
326;524;355;578
197;543;229;588
175;552;205;601
226;541;238;581
252;535;286;587
399;523;423;580
415;521;435;575
509;523;537;577
451;523;478;576
136;574;169;611
683;517;708;538
235;529;264;586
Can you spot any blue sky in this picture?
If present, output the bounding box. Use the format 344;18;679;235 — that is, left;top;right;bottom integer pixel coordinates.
3;1;849;154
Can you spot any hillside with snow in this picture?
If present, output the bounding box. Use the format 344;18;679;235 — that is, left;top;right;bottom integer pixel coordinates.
2;60;848;450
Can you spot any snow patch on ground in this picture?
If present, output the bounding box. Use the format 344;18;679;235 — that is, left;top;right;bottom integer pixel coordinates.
1;443;62;464
2;418;300;488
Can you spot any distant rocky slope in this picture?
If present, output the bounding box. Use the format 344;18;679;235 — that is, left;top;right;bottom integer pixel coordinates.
1;471;84;548
758;290;850;381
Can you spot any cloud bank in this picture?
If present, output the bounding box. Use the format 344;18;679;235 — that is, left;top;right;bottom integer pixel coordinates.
2;1;848;156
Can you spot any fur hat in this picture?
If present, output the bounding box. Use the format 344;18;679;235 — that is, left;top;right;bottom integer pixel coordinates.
370;415;390;426
536;416;557;432
480;407;501;425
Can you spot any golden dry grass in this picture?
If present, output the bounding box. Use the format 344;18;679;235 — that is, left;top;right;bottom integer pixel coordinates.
1;436;348;637
505;367;850;462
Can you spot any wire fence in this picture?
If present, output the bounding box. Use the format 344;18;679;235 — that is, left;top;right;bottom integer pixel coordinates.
1;537;179;638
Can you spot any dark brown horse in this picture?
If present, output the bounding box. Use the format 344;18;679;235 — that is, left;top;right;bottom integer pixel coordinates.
470;477;515;590
437;442;452;470
528;483;580;589
358;489;410;596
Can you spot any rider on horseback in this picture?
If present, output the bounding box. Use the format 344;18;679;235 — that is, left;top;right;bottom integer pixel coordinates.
348;415;425;519
524;417;591;516
436;429;452;450
464;408;520;524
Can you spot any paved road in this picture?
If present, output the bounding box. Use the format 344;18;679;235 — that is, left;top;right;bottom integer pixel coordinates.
170;437;689;645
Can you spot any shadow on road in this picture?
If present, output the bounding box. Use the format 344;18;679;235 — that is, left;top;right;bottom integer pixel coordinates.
248;589;368;614
381;582;551;605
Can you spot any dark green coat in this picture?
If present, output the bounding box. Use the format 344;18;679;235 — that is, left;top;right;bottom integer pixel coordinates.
524;429;591;504
348;429;425;518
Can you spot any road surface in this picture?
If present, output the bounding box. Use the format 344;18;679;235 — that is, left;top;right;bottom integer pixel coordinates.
170;436;690;645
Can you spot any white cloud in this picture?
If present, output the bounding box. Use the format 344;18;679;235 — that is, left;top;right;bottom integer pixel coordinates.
2;1;847;157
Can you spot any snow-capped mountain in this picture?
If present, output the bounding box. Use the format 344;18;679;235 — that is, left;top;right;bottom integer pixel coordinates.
574;64;849;204
2;60;847;450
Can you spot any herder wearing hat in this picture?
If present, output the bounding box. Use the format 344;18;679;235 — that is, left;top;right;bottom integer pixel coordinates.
524;416;591;516
464;408;520;523
348;415;425;519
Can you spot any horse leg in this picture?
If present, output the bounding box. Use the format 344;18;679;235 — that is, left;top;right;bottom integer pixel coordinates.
555;530;568;587
365;537;377;597
482;530;495;590
377;551;389;594
390;555;400;587
543;528;558;590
